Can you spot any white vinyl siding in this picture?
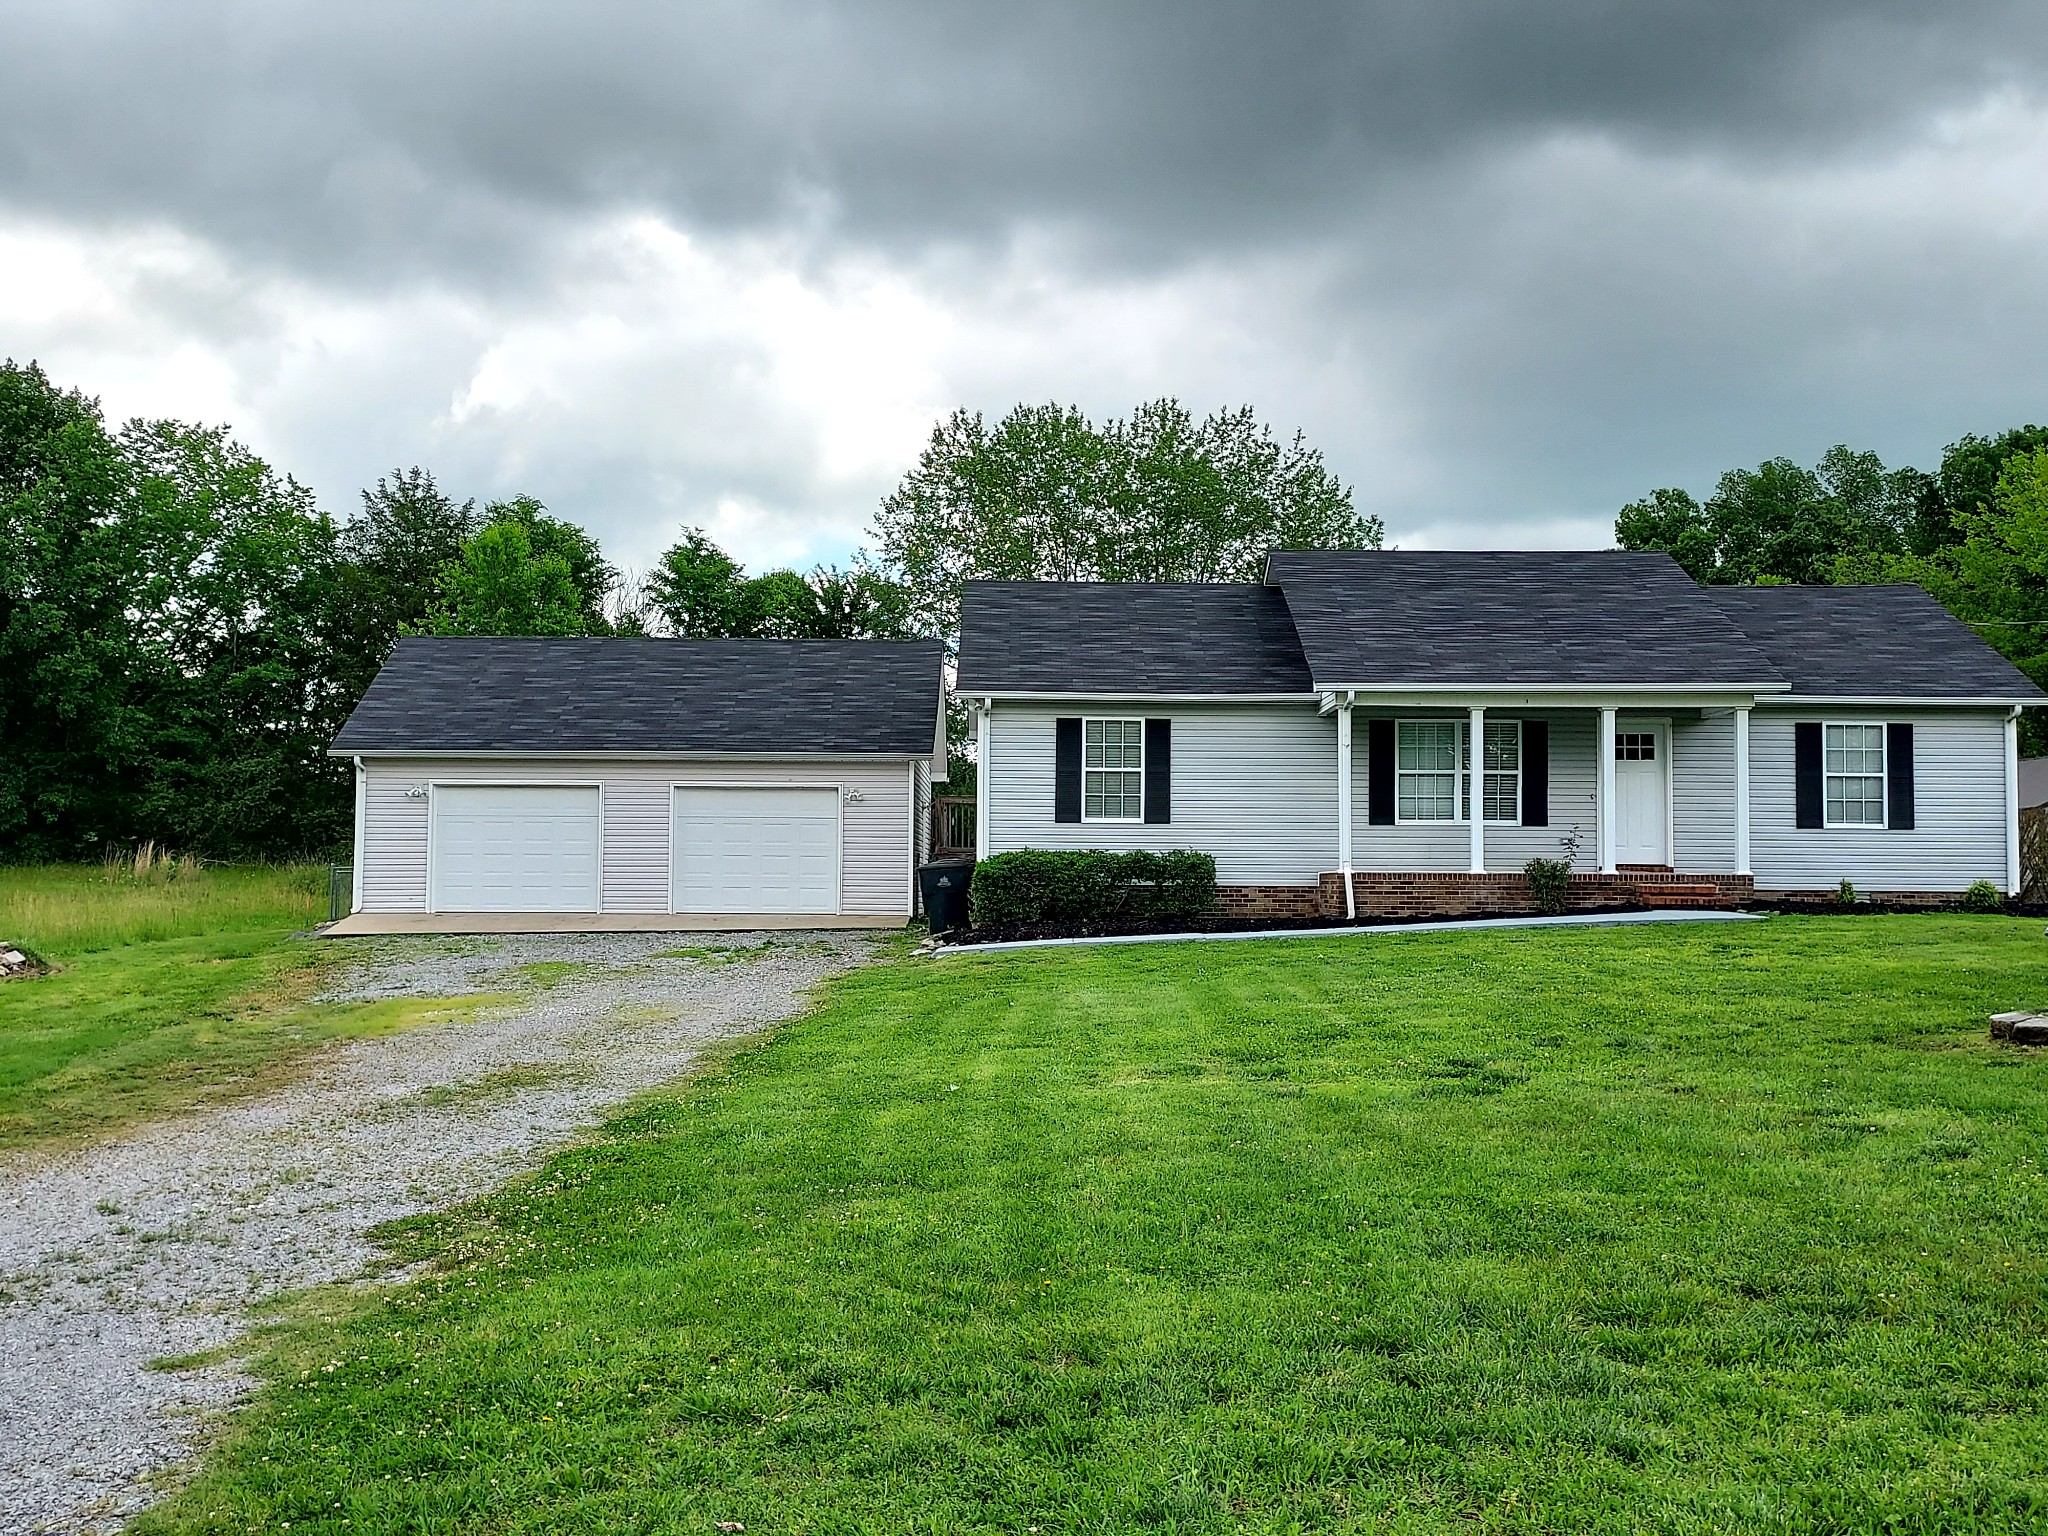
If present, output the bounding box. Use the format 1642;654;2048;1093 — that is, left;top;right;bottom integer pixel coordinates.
1670;711;1735;872
356;756;915;916
986;702;1335;886
1749;707;2009;892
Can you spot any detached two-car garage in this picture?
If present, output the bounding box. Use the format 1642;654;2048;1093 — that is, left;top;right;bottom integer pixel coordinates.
334;636;945;929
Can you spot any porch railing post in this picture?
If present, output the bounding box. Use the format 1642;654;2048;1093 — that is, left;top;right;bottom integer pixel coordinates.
1468;705;1486;874
1335;694;1355;920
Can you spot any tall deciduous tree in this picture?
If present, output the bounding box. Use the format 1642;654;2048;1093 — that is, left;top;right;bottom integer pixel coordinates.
872;398;1377;640
645;529;911;640
420;496;616;637
329;468;477;692
1615;447;1922;585
0;359;352;858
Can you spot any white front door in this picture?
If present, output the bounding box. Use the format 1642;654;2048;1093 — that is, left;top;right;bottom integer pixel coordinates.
1611;723;1669;866
431;785;601;912
671;786;841;914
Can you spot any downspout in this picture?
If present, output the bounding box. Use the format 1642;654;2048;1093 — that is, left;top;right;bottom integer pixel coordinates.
351;756;366;915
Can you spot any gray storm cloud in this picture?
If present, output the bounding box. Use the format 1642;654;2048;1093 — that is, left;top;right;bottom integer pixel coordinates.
0;1;2042;564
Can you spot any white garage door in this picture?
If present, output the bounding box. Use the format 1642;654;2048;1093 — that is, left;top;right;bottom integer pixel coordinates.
672;786;840;914
431;785;601;912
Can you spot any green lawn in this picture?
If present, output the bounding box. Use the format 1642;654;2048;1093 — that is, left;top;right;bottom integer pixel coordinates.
0;865;459;1151
143;917;2047;1534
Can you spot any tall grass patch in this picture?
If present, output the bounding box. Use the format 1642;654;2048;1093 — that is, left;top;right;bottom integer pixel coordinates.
0;862;324;956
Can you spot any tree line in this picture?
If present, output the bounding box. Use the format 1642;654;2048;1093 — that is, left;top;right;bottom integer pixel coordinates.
1614;424;2048;746
1;362;1370;862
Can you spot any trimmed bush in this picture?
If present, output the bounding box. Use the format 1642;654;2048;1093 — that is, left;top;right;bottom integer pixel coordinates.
969;849;1218;928
1523;856;1572;916
1962;880;2004;913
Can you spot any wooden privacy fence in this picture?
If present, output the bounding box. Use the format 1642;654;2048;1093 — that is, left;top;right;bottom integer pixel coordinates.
931;796;976;859
2022;806;2048;902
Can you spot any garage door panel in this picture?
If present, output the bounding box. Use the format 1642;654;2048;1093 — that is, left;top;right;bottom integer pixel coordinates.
432;786;600;912
672;787;839;913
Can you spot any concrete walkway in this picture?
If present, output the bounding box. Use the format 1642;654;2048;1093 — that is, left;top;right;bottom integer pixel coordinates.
941;907;1769;954
323;911;905;936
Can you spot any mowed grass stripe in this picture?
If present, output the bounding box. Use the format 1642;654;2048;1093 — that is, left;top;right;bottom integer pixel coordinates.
142;917;2048;1534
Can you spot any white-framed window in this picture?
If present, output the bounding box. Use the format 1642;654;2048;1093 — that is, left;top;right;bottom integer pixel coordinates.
1824;722;1886;827
1082;717;1144;821
1482;720;1521;823
1395;719;1521;824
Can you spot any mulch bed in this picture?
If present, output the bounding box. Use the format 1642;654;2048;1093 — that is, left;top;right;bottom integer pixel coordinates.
940;902;1657;947
937;899;2048;948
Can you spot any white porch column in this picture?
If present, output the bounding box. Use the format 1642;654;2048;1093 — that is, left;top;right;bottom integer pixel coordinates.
1598;706;1618;874
351;756;366;914
1335;695;1356;920
1468;705;1486;873
974;701;992;861
2006;709;2022;895
1733;707;1752;877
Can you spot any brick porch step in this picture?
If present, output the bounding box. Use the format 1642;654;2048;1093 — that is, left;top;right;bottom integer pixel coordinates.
1632;882;1730;908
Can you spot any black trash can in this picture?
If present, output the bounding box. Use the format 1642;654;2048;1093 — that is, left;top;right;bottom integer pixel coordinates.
918;858;976;934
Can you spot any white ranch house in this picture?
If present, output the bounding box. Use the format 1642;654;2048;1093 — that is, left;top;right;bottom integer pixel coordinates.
956;551;2040;918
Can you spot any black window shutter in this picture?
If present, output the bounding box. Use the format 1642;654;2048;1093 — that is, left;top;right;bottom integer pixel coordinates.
1368;718;1396;825
1887;722;1915;830
1143;718;1171;824
1054;717;1082;823
1521;719;1549;826
1794;721;1823;829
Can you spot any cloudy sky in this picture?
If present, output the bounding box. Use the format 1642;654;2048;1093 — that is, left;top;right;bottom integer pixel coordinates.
2;2;2044;572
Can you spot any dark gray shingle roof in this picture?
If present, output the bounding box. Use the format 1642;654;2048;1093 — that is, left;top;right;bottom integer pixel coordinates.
1265;549;1785;687
332;637;945;755
1707;585;2043;699
955;582;1313;695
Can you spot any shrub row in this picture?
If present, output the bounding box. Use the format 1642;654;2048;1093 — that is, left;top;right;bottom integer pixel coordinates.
968;849;1218;927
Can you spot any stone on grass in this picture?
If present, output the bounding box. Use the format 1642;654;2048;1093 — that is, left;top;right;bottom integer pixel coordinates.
2011;1018;2048;1046
1989;1011;2039;1040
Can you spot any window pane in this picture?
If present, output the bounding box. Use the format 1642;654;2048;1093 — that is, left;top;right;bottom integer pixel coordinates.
1484;721;1520;771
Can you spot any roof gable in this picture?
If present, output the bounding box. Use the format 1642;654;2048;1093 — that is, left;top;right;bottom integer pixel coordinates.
332;637;945;755
1264;549;1784;689
956;581;1312;695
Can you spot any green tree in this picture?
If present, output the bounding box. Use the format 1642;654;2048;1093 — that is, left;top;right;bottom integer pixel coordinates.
873;398;1377;640
646;528;912;640
646;529;754;637
0;361;151;858
329;468;477;692
0;359;355;859
1840;447;2048;748
1617;446;1919;585
422;497;616;637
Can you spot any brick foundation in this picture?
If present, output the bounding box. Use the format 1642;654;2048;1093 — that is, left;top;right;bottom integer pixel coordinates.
1314;871;1755;919
1214;884;1325;919
1753;888;1968;908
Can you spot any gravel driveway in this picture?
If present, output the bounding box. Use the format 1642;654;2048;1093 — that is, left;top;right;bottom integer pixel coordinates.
0;930;878;1535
